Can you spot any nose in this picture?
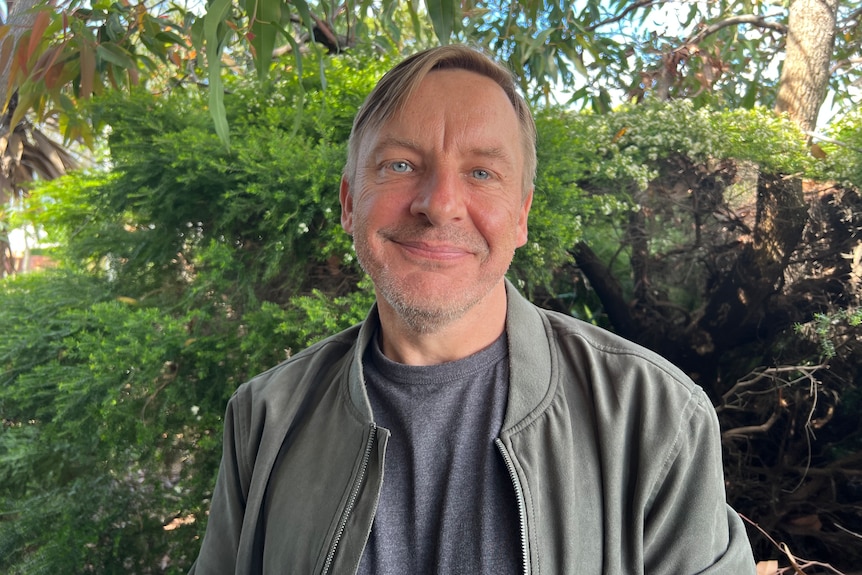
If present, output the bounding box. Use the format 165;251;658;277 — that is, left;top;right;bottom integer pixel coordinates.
409;167;466;226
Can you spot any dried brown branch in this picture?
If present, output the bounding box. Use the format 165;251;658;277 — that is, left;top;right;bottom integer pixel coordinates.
833;522;862;540
797;450;862;474
741;514;849;575
723;410;780;440
717;364;825;412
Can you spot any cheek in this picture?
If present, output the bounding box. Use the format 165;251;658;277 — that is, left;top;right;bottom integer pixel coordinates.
358;186;414;221
352;193;399;238
471;204;524;248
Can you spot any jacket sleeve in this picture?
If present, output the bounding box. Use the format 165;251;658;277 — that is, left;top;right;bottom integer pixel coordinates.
643;389;756;574
189;390;252;574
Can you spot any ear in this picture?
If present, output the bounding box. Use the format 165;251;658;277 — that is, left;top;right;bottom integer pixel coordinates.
339;176;354;234
515;188;533;248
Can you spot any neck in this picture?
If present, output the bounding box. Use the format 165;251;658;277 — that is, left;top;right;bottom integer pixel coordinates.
376;282;508;366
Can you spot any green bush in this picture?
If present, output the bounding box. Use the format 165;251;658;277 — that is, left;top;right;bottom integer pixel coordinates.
4;52;860;571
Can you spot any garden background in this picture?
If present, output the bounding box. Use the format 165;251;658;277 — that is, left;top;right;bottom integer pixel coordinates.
1;1;861;573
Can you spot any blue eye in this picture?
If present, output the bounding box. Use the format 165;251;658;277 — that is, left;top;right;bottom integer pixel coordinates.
390;161;412;173
472;169;491;180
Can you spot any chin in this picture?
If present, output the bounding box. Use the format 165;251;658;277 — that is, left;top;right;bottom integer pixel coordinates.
378;276;503;333
385;297;472;333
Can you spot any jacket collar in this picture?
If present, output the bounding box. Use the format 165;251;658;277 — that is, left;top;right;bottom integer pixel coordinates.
502;279;555;432
345;279;555;430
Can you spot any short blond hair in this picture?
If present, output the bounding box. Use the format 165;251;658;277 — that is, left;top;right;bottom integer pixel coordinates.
344;45;537;194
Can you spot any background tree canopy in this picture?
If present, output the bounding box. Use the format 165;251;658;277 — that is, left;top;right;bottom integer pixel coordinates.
1;1;861;573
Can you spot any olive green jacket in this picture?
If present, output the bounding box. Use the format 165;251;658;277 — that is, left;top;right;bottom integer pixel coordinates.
190;281;755;574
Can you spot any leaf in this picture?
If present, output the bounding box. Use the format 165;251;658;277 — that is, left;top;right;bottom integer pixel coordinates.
154;30;187;47
248;0;280;82
15;33;31;74
406;1;425;43
139;32;167;60
28;9;52;63
522;28;555;61
79;40;96;98
282;31;303;78
105;12;125;43
204;0;233;147
7;84;36;130
96;43;136;69
292;0;317;45
426;0;458;44
30;130;68;178
740;75;758;109
190;16;205;67
127;62;139;85
32;45;63;81
0;35;17;107
43;62;66;90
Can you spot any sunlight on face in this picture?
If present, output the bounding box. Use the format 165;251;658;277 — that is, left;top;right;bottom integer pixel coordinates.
341;69;532;333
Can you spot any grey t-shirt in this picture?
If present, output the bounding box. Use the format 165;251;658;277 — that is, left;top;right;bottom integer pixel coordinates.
355;333;519;575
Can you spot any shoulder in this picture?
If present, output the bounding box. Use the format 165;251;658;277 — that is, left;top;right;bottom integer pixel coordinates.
542;309;689;376
230;322;363;416
538;307;712;416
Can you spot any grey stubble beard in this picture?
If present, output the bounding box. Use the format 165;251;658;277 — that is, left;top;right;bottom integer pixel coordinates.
361;257;479;334
353;228;498;335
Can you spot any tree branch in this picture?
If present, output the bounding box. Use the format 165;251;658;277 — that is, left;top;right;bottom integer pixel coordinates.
805;130;862;153
722;410;781;440
586;0;659;32
570;241;637;338
830;55;862;75
679;14;787;50
740;515;849;575
839;6;862;28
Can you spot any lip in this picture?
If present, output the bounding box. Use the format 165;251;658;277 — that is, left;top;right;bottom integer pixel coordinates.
393;239;474;261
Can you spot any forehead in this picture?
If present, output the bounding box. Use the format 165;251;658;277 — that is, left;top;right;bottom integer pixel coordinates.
366;69;522;157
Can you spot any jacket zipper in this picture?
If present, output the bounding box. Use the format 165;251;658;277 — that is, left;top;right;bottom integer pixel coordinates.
322;423;377;575
496;438;530;575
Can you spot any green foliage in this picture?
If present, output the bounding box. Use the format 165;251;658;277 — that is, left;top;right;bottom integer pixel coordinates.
5;47;862;572
26;56;389;302
2;0;192;144
0;57;390;573
816;110;862;189
190;0;862;144
524;99;814;250
512;107;633;291
796;308;862;359
579;101;813;190
0;268;371;572
8;0;861;152
0;270;205;574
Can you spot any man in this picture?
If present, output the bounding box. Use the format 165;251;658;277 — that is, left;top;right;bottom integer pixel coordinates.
190;45;756;574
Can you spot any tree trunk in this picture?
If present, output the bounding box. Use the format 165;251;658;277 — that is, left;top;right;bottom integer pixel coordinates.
571;241;637;339
697;173;808;350
775;0;840;133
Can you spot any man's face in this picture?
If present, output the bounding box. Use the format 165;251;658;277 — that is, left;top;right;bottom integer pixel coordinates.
340;69;533;332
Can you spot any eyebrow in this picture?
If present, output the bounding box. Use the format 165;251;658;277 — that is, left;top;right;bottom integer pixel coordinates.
371;136;422;157
469;146;513;163
371;136;514;164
